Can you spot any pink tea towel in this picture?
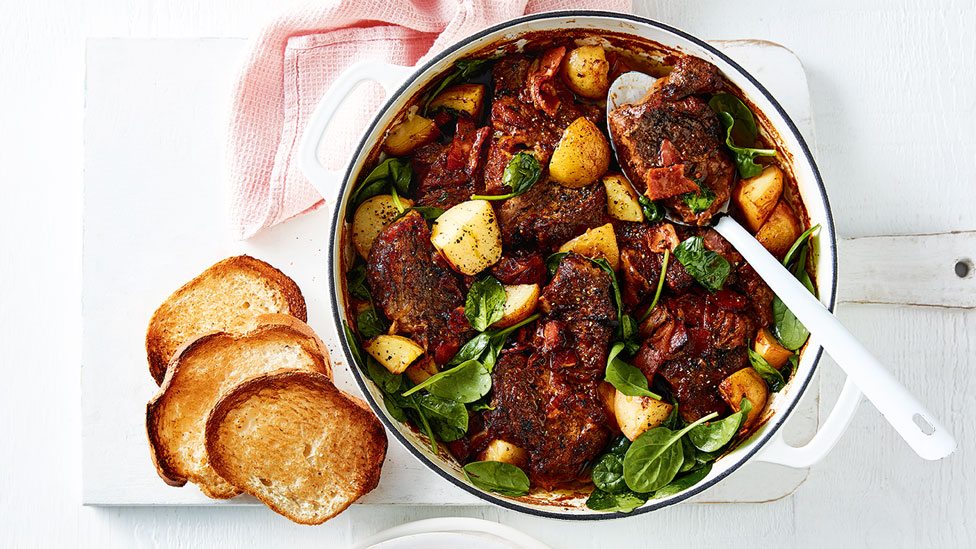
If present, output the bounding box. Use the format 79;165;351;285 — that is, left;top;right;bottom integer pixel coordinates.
226;0;632;240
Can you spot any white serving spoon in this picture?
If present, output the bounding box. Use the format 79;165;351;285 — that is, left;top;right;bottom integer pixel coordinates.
607;72;956;460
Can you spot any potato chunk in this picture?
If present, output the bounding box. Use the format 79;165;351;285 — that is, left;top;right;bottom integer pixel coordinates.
561;45;611;99
755;200;801;258
558;223;619;271
614;390;674;441
352;194;413;259
477;439;529;469
603;173;644;222
430;200;503;275
733;166;784;232
428;83;486;119
492;284;540;329
404;355;438;386
754;327;793;369
718;367;769;431
364;335;424;375
548;117;610;188
383;106;439;155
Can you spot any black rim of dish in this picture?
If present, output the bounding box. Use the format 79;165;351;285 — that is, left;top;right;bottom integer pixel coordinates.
325;10;838;520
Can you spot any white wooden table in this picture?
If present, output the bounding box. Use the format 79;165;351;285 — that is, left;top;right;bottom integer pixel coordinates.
2;1;974;547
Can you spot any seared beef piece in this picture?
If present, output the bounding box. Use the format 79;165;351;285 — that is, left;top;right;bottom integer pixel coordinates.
667;292;754;351
615;221;694;305
497;179;607;250
539;254;617;381
366;212;469;363
486;353;611;489
489;94;601;166
659;56;725;101
492;56;531;97
490;252;547;286
607;56;735;226
415;114;491;209
659;349;747;422
733;263;774;327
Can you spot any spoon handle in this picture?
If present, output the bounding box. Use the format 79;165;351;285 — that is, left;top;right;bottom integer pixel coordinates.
714;216;957;460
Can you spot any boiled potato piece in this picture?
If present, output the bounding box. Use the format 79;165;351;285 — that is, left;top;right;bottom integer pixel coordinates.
492;283;540;329
754;327;793;369
561;45;610;99
755;201;802;258
558;223;620;271
548;117;611;188
718;367;769;431
430;200;502;275
734;166;784;232
404;355;438;386
383;106;439;155
603;173;644;222
477;439;529;469
614;390;674;441
428;83;486;118
352;194;413;259
365;334;424;375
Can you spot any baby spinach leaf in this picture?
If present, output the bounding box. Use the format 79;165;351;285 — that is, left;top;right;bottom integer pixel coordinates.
681;178;716;214
448;333;491;366
423;59;491;115
652;462;712;499
638;195;666;222
673;236;731;293
782;224;820;268
640;249;670;323
346;264;371;301
623;413;716;493
688;398;752;452
708;94;759;145
465;275;507;332
546;251;568;276
717;112;777;179
749;348;787;391
592;453;628;494
471;152;541;200
366;355;402;395
773;244;816;350
679;437;698;473
356;309;388;339
585;488;648;513
413;392;468;442
606;342;661;399
347;158;413;220
606;434;632;457
401;359;491;404
463;461;530;497
382;392;408;422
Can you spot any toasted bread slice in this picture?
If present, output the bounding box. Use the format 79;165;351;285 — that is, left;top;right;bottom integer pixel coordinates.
146;315;331;498
146;255;307;383
205;371;387;524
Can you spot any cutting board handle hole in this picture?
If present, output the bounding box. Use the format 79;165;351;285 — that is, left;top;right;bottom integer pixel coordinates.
954;259;972;278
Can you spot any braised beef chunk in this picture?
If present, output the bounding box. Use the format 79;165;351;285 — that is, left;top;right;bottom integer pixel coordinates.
415;114;491;209
490;252;547;286
607;56;734;225
486;353;610;489
497;179;607;250
492;56;531;97
366;212;468;363
615;221;694;306
659;350;747;422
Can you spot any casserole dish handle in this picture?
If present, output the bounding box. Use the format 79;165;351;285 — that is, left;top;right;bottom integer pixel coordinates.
299;62;414;200
755;373;861;468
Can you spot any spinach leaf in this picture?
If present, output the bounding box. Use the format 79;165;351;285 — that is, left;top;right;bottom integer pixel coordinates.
465;275;507;331
606;434;632;457
638;195;666;223
773;244;816;350
623;413;716;493
717;112;777;179
678;437;698;473
356;309;388;338
342;321;366;369
681;178;715;214
749;348;787;391
413;392;468;442
546;251;568;276
365;355;402;394
782;224;820;268
347;158;413;221
673;236;731;293
346;264;371;301
688;398;752;452
585;488;648;513
471;152;541;201
462;461;530;497
592;453;628;494
652;462;713;499
446;313;539;371
401;359;491;403
382;391;409;422
423;59;491;115
448;332;491;366
605;342;661;399
640;249;670;323
708;94;759;145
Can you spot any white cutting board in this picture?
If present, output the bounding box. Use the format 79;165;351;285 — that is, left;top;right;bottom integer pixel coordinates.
82;38;822;506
